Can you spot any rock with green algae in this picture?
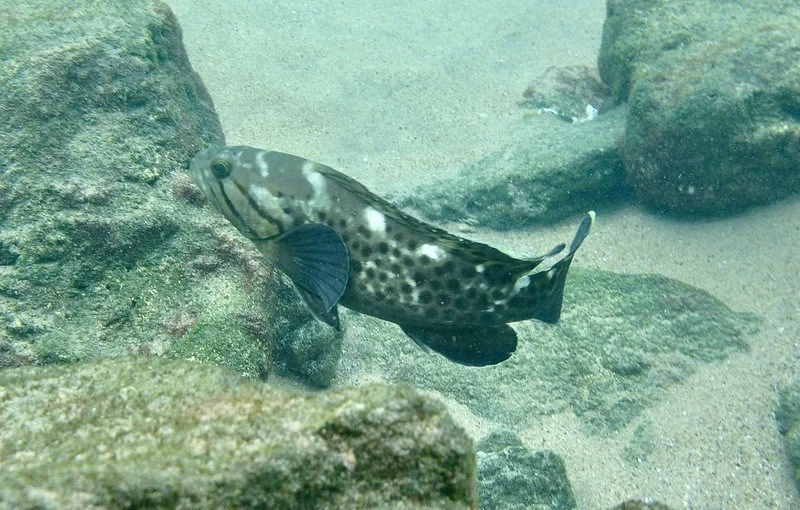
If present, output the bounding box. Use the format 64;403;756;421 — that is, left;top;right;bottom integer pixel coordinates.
777;380;800;493
393;109;626;230
598;0;800;215
337;268;759;434
0;358;477;509
0;0;316;379
476;430;577;509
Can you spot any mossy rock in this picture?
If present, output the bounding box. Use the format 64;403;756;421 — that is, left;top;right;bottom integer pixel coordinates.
0;358;477;509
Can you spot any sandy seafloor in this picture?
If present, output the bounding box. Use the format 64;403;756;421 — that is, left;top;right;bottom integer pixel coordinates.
166;1;800;507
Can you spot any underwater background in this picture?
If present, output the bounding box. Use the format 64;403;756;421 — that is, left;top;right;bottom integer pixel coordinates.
169;1;800;505
1;0;799;508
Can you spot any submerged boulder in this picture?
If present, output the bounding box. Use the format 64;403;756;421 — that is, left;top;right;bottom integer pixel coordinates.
777;380;800;493
337;268;759;434
599;0;800;215
0;358;477;509
395;109;626;230
0;0;311;377
476;430;577;509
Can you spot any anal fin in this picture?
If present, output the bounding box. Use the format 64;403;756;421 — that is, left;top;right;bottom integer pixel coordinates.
400;324;517;366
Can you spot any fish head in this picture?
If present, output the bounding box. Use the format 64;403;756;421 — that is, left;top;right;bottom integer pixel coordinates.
189;146;286;239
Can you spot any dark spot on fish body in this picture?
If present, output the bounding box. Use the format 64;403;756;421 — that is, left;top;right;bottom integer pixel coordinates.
483;265;512;284
390;263;402;275
357;225;371;238
351;260;363;274
377;242;389;254
400;282;413;294
365;267;376;279
454;296;467;309
432;261;456;280
478;311;495;323
474;294;490;310
461;265;477;278
445;278;460;292
361;245;373;257
508;294;527;308
490;288;506;301
401;255;414;267
418;290;433;303
374;291;386;302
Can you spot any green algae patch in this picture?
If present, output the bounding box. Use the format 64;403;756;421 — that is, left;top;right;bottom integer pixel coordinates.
0;358;477;509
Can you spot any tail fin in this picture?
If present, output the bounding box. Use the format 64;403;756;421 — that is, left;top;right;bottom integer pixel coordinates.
532;211;594;323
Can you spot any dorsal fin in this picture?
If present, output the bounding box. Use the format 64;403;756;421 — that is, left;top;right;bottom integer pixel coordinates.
314;162;563;269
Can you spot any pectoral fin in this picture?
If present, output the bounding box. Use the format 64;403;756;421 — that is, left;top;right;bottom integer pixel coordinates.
262;223;349;329
292;286;341;330
400;324;518;366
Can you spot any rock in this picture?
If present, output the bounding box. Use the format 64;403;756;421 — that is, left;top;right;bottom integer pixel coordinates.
0;357;477;509
274;317;343;388
337;268;759;433
0;0;310;378
476;430;577;509
599;0;800;215
394;109;627;230
777;381;800;492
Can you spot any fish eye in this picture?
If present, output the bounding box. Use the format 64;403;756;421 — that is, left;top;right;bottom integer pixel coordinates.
210;159;231;179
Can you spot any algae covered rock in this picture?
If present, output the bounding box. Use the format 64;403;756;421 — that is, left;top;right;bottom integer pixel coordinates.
777;380;800;493
0;0;310;377
0;358;477;509
395;110;626;230
598;0;800;215
338;268;758;433
274;317;343;388
476;430;577;509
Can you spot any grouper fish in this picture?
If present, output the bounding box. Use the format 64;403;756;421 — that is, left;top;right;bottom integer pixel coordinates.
189;146;594;366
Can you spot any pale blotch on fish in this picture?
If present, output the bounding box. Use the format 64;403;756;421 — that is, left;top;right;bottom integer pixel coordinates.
189;145;594;366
